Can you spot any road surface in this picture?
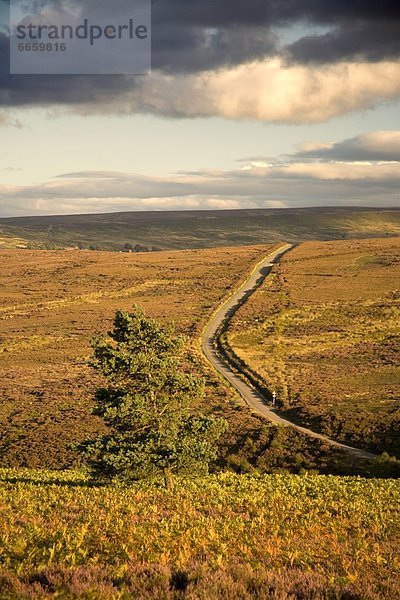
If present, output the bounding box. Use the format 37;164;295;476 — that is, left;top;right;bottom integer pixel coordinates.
201;244;377;461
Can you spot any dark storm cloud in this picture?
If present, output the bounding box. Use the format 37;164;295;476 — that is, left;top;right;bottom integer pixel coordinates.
286;21;400;64
0;0;277;108
0;31;142;107
151;24;277;74
2;0;277;74
153;0;400;69
22;0;399;28
146;0;400;28
271;0;400;24
277;0;400;65
0;0;399;111
153;0;400;68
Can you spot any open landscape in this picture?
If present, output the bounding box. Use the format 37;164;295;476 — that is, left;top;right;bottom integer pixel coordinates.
226;238;400;458
1;207;400;251
2;0;400;594
0;234;399;597
1;242;373;477
0;243;275;468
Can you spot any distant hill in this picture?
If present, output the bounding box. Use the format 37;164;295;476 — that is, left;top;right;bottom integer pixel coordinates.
0;206;399;250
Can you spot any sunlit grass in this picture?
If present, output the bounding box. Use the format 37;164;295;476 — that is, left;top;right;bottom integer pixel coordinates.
0;470;398;597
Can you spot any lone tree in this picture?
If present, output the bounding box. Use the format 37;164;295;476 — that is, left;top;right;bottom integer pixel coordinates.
78;306;227;486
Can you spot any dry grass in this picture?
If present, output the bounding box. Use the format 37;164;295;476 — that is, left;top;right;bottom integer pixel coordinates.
0;245;281;468
1;242;394;474
228;238;400;456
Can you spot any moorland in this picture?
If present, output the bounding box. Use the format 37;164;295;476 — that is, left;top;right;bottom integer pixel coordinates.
1;233;399;599
1;243;358;476
227;238;400;457
1;207;400;250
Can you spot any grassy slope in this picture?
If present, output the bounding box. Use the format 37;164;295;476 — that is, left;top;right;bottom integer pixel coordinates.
227;238;400;456
0;244;385;476
0;244;272;468
0;470;399;599
1;207;400;250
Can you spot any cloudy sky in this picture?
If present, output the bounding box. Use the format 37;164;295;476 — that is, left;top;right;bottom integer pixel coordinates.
0;0;399;217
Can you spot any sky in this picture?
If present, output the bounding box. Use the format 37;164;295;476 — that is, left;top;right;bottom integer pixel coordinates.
0;0;399;217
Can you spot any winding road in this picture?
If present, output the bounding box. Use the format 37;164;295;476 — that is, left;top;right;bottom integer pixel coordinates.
201;244;377;461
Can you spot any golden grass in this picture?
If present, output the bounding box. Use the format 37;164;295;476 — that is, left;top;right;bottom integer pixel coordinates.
0;470;399;598
0;245;277;468
227;238;400;455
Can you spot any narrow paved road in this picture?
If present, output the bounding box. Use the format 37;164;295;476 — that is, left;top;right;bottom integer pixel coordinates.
201;244;377;461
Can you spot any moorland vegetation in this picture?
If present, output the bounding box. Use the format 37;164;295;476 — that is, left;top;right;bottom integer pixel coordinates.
227;238;400;458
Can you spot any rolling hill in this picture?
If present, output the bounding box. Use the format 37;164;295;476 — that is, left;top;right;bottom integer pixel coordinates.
1;206;400;251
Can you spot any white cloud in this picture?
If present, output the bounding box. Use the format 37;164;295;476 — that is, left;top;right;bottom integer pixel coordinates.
1;130;399;217
0;113;22;128
260;161;400;180
2;59;400;126
64;59;400;124
296;131;400;161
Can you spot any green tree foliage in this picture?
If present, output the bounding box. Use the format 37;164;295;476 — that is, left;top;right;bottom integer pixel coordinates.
78;306;227;485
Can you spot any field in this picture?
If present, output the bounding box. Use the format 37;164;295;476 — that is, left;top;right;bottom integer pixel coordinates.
0;470;399;599
227;238;400;457
0;244;275;468
1;238;399;598
1;207;400;251
1;243;384;476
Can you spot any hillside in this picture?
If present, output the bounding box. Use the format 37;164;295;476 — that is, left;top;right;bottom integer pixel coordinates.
1;207;400;251
0;470;399;599
0;243;384;476
0;244;271;468
227;238;400;457
1;240;399;599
